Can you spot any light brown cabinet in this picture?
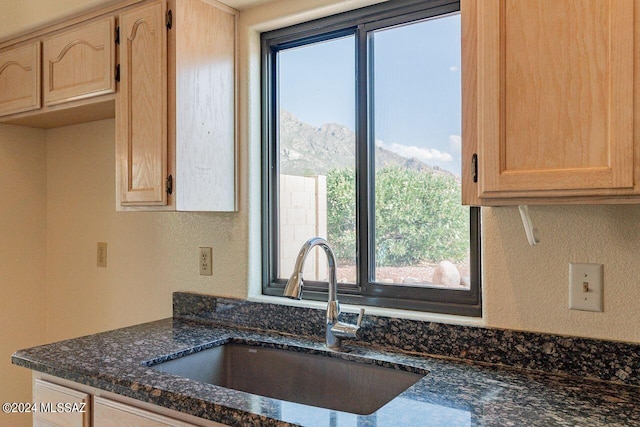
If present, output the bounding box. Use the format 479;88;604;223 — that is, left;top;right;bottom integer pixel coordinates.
0;0;237;211
94;397;198;426
116;0;237;211
0;41;41;116
32;374;227;426
43;17;116;106
0;13;117;127
116;0;168;207
33;379;90;427
463;0;640;205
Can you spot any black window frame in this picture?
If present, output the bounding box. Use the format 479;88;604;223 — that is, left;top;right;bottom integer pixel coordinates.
261;0;481;317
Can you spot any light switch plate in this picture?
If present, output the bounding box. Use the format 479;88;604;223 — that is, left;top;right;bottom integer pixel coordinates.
569;263;603;312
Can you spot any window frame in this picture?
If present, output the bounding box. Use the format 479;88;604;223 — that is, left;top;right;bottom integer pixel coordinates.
261;0;481;317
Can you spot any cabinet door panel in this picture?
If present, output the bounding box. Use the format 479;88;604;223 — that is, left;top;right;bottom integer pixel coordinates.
117;0;167;206
477;0;634;196
93;397;199;426
33;379;90;427
0;42;41;116
43;17;116;106
173;0;237;211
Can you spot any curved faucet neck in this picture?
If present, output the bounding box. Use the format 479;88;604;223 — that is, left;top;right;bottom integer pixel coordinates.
285;237;363;350
291;237;338;302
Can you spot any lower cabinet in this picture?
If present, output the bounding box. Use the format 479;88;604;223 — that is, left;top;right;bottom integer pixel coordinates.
33;379;90;427
93;397;196;426
32;374;227;427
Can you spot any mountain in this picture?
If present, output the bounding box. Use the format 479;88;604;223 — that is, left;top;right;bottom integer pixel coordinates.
279;110;452;177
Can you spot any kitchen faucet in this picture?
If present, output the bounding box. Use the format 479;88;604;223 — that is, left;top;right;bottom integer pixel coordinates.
284;237;364;349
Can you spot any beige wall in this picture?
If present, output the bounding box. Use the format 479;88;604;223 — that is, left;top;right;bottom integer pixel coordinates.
0;0;113;40
279;174;328;281
0;124;47;427
482;205;640;342
45;119;247;341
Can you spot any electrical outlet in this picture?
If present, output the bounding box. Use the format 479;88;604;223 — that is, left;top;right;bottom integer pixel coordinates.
569;263;603;312
199;247;212;276
97;242;107;268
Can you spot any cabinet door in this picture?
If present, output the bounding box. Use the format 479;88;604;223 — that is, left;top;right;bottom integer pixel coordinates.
476;0;634;197
116;0;168;206
172;0;237;212
93;397;200;426
43;17;116;106
0;42;40;116
33;379;90;427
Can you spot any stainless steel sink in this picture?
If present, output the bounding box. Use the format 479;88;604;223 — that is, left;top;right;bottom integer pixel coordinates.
147;342;426;415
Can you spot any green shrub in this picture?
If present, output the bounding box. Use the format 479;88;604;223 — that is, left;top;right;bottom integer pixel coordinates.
326;168;357;265
326;167;468;266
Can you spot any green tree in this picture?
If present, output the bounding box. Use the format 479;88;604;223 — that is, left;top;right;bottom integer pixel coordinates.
326;168;357;265
326;167;468;266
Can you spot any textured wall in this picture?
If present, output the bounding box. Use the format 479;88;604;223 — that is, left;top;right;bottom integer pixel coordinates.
0;124;47;427
279;174;327;280
45;120;248;342
482;205;640;342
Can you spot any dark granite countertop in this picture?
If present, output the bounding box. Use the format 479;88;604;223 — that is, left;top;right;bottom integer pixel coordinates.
12;315;640;427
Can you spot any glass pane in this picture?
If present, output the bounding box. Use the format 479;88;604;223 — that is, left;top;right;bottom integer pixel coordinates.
277;35;357;284
371;14;471;290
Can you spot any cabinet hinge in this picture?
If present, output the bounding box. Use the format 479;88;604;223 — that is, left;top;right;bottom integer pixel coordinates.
115;26;120;45
472;153;478;183
166;10;173;30
115;64;120;82
166;175;173;195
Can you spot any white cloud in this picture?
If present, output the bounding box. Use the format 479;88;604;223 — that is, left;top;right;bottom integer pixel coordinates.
448;134;461;155
378;141;453;164
449;65;459;72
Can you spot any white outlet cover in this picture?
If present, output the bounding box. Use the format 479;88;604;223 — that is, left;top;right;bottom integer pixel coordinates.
97;242;107;268
199;247;213;276
569;263;603;312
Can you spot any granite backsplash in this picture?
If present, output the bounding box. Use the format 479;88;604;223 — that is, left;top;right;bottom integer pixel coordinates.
173;292;640;387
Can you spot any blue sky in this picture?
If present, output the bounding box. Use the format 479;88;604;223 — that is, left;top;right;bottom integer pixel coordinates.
278;13;462;175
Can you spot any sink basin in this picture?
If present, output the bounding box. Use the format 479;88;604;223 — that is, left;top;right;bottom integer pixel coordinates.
146;341;426;415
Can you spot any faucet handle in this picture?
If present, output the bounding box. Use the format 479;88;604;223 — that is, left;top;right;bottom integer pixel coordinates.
330;308;365;344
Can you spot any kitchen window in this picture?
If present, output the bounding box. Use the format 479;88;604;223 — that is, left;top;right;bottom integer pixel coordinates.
261;0;481;316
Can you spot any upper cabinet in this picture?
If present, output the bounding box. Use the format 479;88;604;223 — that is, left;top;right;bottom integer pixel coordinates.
43;17;116;106
0;13;118;128
463;0;640;205
170;0;237;212
0;41;41;116
0;0;237;212
116;0;237;212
